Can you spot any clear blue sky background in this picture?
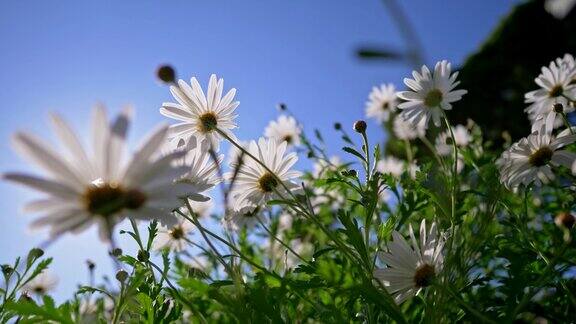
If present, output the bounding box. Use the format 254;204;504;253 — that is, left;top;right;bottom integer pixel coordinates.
0;0;519;300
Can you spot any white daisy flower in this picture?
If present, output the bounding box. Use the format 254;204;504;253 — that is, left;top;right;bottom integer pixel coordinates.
312;156;342;178
498;125;576;189
406;162;420;179
222;201;264;232
265;237;312;270
545;0;576;19
365;84;398;123
374;220;445;304
284;239;313;269
555;53;575;72
227;137;302;208
377;157;405;178
392;115;427;140
397;60;467;127
189;254;210;271
4;106;194;241
264;115;302;146
435;124;472;156
153;216;194;252
160;74;239;150
525;60;576;130
22;271;58;296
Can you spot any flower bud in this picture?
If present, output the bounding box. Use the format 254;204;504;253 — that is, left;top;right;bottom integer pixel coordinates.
2;264;13;276
86;260;96;270
555;212;575;229
111;248;123;257
115;270;128;283
353;120;367;133
277;103;287;111
156;65;176;84
334;122;342;130
137;250;150;262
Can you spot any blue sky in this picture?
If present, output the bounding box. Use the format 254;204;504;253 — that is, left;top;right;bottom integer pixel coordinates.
0;0;518;300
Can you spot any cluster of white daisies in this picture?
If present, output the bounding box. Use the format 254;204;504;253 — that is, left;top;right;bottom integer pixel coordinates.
4;74;307;250
364;60;470;303
365;60;472;179
498;54;576;189
8;54;575;305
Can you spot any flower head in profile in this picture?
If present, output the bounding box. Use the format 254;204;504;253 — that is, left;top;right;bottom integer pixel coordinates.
397;60;467;127
435;124;471;156
4;106;194;241
525;59;576;130
227;137;302;208
22;271;58;296
264;115;302;146
374;220;445;304
392;115;427;140
365;84;398;123
160;74;239;150
498;125;576;189
153;216;194;252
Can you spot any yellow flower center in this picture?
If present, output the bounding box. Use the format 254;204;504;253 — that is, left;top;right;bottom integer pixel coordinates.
413;263;435;288
258;173;278;193
283;135;293;144
33;286;46;294
170;226;185;240
199;112;218;133
381;101;390;110
83;183;147;217
424;89;443;107
529;147;553;167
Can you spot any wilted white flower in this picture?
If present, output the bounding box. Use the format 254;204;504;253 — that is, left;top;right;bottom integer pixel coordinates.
172;137;223;197
264;115;302;146
310;186;344;212
312;156;342;178
278;212;293;235
22;271;58;296
223;201;264;232
498;125;576;188
393;115;426;140
525;59;576;130
397;60;467;127
153;216;194;252
406;162;420;179
374;220;445;304
365;84;398;123
435;124;472;156
227;137;302;208
160;74;239;150
377;157;405;178
4;106;194;241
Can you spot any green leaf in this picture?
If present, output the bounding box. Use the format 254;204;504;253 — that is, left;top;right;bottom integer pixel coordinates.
342;146;366;162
